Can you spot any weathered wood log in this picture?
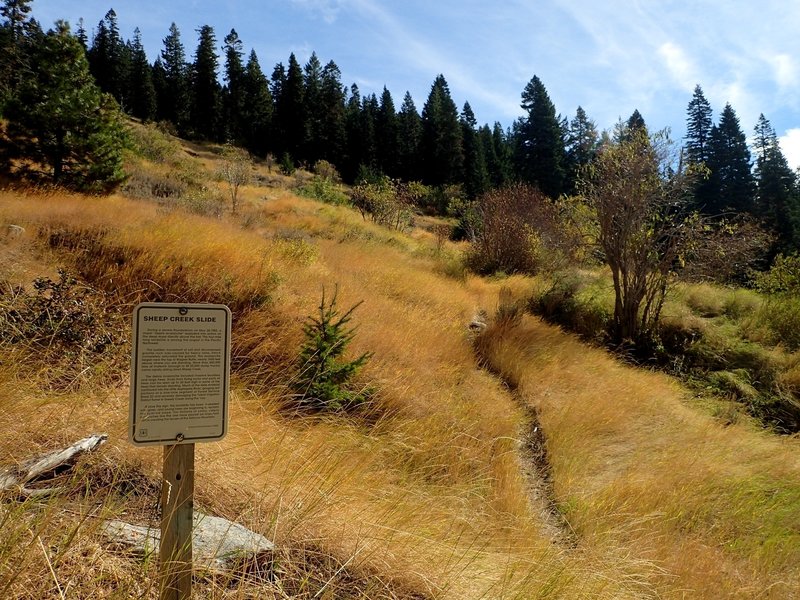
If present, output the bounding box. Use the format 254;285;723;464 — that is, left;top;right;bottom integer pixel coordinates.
0;433;108;495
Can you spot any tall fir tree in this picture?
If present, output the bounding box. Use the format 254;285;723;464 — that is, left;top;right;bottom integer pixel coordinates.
376;86;398;177
460;102;489;198
279;53;305;162
0;0;34;108
360;92;379;174
126;27;156;121
222;28;245;144
706;103;755;215
421;74;463;187
564;105;598;193
626;109;647;134
189;25;220;140
1;21;126;191
1;0;31;44
241;49;272;157
490;122;513;188
302;52;324;164
396;91;421;181
88;9;128;108
159;22;189;132
685;85;713;164
684;84;715;211
269;62;286;153
343;83;363;181
753;114;799;250
514;75;565;198
75;17;87;50
318;60;346;167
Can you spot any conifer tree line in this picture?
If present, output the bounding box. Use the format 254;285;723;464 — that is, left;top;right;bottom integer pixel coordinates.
1;2;799;254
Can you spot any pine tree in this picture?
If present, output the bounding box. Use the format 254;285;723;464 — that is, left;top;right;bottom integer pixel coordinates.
396;91;421;181
375;86;398;177
222;29;245;144
269;62;286;153
241;49;272;157
0;0;33;108
88;9;128;107
1;21;125;191
514;75;565;198
293;287;372;411
685;85;713;164
342;83;363;181
564;105;598;193
1;0;31;44
421;74;463;187
189;25;220;140
626;109;647;134
490;122;513;188
318;60;346;166
360;92;379;174
302;52;324;164
159;23;189;132
279;53;305;163
707;103;755;215
460;102;489;198
127;27;156;121
753;114;799;250
75;17;87;51
684;84;715;211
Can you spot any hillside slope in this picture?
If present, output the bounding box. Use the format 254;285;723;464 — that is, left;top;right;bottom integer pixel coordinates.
1;143;798;598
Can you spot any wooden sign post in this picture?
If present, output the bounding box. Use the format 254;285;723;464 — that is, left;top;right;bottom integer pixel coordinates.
129;303;231;600
160;443;194;600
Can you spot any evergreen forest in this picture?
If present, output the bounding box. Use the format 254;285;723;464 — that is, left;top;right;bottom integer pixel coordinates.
1;3;799;258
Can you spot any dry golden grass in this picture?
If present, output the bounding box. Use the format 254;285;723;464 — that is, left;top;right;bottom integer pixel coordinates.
478;315;800;598
1;189;633;598
2;166;798;598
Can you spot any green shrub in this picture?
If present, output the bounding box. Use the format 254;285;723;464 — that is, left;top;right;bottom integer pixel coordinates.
279;153;295;176
531;273;610;342
292;287;373;411
757;295;800;351
298;176;348;205
0;269;126;387
754;254;800;295
127;122;182;163
350;177;414;231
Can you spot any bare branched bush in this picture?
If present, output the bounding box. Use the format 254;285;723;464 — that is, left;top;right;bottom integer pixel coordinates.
467;183;577;275
350;177;415;231
682;217;775;284
218;145;252;215
581;129;700;344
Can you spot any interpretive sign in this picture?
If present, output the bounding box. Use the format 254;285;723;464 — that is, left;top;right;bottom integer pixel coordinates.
129;303;231;446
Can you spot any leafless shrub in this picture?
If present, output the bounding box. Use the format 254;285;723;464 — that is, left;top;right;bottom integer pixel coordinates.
467;183;576;275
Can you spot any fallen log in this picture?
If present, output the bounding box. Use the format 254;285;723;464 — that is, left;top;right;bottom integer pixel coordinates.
0;433;108;496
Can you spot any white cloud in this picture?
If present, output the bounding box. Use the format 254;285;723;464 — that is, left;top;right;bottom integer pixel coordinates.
291;0;342;23
779;128;800;172
768;54;798;91
658;41;697;91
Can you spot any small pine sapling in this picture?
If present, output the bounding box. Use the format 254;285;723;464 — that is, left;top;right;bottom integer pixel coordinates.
293;286;372;411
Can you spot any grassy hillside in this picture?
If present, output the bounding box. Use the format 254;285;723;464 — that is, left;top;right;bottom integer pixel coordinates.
1;128;798;598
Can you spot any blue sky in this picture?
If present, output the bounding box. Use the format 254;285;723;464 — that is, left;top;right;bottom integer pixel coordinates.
31;0;800;169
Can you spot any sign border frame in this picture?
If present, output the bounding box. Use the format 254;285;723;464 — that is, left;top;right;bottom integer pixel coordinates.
129;302;231;447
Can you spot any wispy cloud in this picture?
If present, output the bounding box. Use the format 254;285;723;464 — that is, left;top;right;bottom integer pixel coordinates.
291;0;342;24
768;54;798;91
659;42;697;92
345;0;522;121
779;128;800;171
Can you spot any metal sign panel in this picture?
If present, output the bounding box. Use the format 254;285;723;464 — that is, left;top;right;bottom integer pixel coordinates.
129;303;231;446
